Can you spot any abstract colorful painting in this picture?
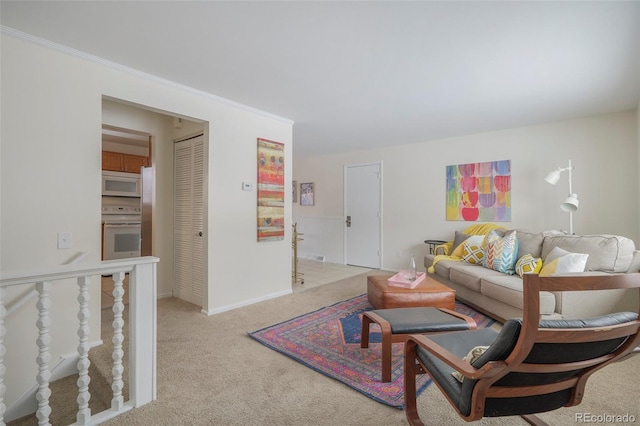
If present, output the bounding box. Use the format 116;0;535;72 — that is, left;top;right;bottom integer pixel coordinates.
446;160;511;222
257;138;285;241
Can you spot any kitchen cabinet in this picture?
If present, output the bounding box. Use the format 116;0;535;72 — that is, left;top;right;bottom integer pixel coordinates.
102;151;149;173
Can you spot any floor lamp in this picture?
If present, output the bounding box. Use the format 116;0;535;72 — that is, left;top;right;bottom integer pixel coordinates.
544;160;579;235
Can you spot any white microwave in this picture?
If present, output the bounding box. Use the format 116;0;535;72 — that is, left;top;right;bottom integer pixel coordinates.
102;171;141;197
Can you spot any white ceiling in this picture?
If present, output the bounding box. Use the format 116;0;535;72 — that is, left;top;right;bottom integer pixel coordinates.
2;1;639;158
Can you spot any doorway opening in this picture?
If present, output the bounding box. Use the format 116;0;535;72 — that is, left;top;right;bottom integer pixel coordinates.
101;97;208;309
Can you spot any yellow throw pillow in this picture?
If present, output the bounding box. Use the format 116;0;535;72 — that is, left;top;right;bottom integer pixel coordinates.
515;254;542;277
461;236;486;264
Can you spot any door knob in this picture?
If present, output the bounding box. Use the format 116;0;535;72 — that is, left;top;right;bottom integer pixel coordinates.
198;231;203;237
346;216;351;227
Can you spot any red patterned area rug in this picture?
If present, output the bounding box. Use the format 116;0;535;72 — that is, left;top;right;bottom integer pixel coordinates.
248;294;496;408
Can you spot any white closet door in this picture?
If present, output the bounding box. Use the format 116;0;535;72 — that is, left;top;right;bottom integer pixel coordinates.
174;135;205;306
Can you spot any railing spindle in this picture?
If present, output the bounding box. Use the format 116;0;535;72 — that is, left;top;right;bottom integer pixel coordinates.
1;257;158;424
35;281;52;426
111;272;125;410
76;276;91;424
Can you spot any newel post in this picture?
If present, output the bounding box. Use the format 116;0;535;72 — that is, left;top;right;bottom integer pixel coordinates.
128;259;158;406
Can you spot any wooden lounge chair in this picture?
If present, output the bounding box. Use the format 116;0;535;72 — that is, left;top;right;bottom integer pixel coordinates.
403;273;640;425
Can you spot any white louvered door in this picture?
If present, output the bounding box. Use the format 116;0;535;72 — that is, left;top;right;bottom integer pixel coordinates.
174;135;205;306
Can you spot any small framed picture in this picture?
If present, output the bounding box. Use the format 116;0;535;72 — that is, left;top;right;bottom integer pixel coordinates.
300;182;314;206
292;181;298;203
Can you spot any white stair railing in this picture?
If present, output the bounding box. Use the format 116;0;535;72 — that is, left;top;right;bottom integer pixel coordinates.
0;256;159;426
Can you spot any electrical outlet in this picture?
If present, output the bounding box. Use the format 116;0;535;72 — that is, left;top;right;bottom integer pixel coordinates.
57;232;73;249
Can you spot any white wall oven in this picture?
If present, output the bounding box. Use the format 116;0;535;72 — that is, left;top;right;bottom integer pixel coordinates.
102;171;141;197
102;199;141;260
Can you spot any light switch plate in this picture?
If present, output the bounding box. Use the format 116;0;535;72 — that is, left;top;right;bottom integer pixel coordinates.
57;232;73;249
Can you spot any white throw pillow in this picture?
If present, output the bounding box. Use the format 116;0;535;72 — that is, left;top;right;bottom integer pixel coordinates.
540;251;589;276
544;246;571;264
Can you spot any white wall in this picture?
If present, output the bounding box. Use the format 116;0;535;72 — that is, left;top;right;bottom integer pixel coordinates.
294;111;639;271
1;33;293;405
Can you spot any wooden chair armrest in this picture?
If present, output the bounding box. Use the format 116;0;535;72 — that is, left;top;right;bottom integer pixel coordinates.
407;334;506;380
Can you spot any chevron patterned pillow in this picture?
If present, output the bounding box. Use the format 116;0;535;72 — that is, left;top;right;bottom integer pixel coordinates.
484;229;518;274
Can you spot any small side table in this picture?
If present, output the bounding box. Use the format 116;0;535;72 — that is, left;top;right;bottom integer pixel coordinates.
424;239;447;254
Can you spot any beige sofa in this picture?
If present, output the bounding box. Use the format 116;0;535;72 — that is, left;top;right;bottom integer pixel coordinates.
424;230;640;322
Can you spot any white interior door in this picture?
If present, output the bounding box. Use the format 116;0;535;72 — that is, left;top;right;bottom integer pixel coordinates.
345;163;382;268
174;134;205;306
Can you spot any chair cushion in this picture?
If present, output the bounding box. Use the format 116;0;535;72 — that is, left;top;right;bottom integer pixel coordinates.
469;313;637;416
416;328;500;415
371;307;472;334
459;320;522;416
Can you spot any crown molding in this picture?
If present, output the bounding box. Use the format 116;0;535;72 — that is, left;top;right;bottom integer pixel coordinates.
1;25;295;125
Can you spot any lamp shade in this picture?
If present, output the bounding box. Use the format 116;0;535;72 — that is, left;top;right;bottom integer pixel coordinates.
544;170;561;185
561;194;579;212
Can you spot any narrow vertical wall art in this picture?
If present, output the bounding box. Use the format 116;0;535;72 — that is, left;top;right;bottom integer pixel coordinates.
257;138;285;241
446;159;511;222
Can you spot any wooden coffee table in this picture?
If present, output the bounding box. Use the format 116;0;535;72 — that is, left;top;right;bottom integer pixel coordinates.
366;274;455;310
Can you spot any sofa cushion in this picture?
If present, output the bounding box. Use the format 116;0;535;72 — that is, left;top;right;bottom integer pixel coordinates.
514;230;545;260
451;231;472;256
541;235;635;273
449;263;504;292
480;275;556;314
433;259;462;280
492;228;545;260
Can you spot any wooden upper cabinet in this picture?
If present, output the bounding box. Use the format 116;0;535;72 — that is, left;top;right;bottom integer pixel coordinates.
102;151;124;172
123;154;149;173
102;150;149;173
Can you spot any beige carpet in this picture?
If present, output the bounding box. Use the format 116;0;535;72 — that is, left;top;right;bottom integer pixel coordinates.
91;271;639;425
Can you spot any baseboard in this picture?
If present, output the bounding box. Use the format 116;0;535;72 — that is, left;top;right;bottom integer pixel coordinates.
202;289;293;316
158;291;173;299
300;254;326;262
5;339;102;422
